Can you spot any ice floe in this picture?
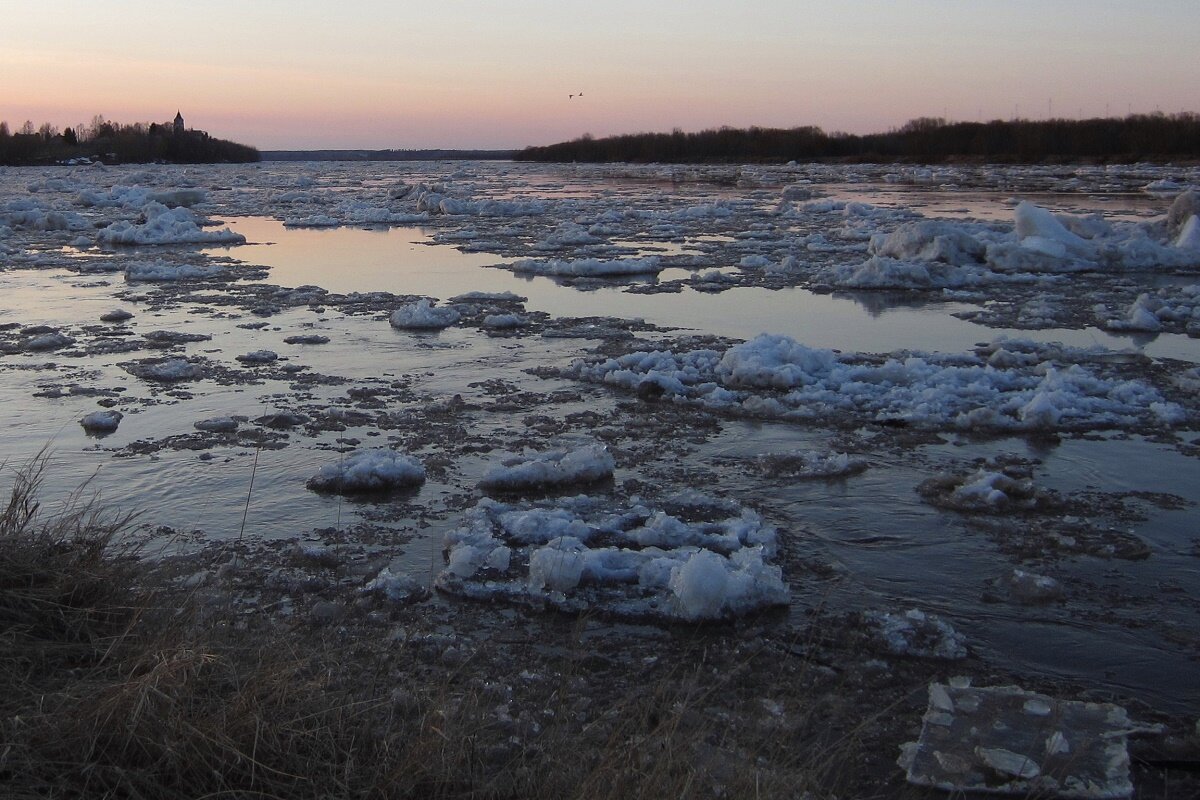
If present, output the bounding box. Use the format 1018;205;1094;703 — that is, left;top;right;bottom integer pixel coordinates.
98;203;245;246
80;409;122;433
865;608;967;660
899;681;1156;797
389;298;461;329
508;256;663;277
562;334;1184;432
478;444;615;492
306;449;426;494
436;494;787;621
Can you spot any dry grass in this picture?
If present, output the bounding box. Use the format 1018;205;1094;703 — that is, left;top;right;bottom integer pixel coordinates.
0;459;884;799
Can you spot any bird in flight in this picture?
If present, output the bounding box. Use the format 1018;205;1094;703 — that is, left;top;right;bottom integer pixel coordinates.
569;92;583;99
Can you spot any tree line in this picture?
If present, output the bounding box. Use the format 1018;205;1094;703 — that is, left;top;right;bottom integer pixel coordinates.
515;113;1200;164
0;115;260;166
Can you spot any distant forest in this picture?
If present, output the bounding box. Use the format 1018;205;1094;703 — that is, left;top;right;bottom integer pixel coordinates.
0;116;260;166
262;149;515;162
516;114;1200;164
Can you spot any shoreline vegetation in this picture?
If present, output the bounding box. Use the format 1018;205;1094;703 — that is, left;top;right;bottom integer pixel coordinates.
0;115;259;166
516;113;1200;165
0;458;896;798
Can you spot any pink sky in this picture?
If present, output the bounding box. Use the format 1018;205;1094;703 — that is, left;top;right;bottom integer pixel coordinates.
3;1;1197;150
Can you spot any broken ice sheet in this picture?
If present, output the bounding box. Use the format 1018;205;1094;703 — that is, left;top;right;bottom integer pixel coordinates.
899;683;1144;798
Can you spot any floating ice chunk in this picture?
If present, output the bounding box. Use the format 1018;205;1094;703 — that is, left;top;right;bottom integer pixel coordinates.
100;309;134;322
80;410;122;433
236;350;279;364
194;416;239;433
126;358;202;382
1008;570;1064;604
536;222;602;248
99;203;245;246
479;444;614;491
1014;201;1096;258
1167;191;1200;236
20;331;73;351
715;334;837;389
1144;178;1185;194
901;683;1138;798
528;537;589;592
481;313;527;329
436;495;786;621
669;549;729;619
449;290;527;303
283;214;340;228
868;220;986;264
867;608;967;660
306;450;425;494
388;299;460;329
755;450;868;479
1175;215;1200;251
283;334;330;345
362;568;428;604
739;254;771;269
125;262;226;282
510;256;662;277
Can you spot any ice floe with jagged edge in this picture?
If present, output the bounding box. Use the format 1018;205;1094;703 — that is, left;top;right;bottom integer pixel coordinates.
97;202;244;246
388;298;461;329
819;198;1200;290
435;492;787;621
559;333;1186;431
478;443;615;492
306;449;426;495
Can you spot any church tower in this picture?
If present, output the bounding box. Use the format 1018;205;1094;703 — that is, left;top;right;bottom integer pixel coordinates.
173;111;184;135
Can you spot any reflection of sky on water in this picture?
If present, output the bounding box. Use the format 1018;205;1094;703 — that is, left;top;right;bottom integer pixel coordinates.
209;216;1197;361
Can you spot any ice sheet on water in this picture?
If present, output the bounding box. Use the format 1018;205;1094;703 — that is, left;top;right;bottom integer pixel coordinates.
822;201;1200;290
564;334;1184;432
508;256;662;277
436;494;786;621
899;682;1155;798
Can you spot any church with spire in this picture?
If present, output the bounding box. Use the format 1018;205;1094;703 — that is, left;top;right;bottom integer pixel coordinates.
173;111;185;135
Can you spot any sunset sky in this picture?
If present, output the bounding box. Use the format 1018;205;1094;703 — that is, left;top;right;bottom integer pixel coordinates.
3;0;1198;150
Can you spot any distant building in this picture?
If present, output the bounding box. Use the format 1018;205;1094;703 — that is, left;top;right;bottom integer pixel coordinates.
173;111;184;135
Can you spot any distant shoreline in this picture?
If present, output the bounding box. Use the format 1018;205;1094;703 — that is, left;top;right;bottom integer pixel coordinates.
261;149;516;162
516;114;1200;166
